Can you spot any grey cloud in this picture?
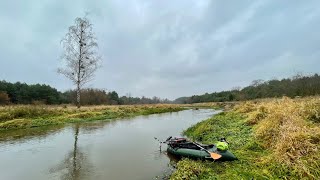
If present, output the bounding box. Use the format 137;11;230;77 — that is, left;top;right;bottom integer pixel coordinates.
1;0;320;99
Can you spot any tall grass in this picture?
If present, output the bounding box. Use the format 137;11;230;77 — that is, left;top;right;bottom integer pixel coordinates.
235;97;320;179
171;96;320;179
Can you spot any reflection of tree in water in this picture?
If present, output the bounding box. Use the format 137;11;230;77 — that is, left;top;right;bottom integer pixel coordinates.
50;124;92;180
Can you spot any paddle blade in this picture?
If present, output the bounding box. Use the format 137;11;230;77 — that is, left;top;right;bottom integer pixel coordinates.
210;153;222;160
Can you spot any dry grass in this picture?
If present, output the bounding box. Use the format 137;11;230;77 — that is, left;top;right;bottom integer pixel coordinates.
234;96;320;179
171;96;320;179
184;101;236;111
0;104;185;130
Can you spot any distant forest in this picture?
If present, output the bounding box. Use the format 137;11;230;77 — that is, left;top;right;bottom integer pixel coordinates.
1;73;319;105
0;81;170;105
174;73;320;104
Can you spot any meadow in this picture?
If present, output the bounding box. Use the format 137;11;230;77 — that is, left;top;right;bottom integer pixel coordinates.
0;104;185;130
171;96;320;179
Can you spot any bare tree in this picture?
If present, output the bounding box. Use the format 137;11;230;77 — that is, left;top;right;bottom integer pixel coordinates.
58;16;101;108
251;79;264;87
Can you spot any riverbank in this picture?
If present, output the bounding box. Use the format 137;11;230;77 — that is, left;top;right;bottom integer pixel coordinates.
171;97;320;179
0;104;185;130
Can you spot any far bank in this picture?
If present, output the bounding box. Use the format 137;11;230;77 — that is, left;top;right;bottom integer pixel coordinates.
0;104;186;130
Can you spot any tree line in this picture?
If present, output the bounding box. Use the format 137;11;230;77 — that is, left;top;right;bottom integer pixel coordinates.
1;73;319;105
0;80;171;105
0;81;64;104
63;89;171;105
174;73;320;104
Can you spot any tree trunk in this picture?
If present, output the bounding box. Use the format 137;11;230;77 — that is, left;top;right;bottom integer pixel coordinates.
76;83;81;108
76;22;83;109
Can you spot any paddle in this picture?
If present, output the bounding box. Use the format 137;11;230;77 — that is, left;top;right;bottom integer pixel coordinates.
193;142;222;160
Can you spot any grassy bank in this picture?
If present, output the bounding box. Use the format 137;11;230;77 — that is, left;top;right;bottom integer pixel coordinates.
171;97;320;179
182;102;236;110
0;104;185;130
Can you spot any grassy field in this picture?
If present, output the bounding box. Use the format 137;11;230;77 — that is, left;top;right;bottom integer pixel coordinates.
171;97;320;179
0;104;185;130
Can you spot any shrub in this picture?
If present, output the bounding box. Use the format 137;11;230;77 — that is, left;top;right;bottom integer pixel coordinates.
0;92;10;105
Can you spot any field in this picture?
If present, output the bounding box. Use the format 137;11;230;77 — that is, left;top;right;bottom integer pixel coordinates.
171;96;320;179
0;104;185;130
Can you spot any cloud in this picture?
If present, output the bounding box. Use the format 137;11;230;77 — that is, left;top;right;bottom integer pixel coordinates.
0;0;320;99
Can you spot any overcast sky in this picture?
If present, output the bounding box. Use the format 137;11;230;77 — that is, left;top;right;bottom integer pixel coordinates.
1;0;320;99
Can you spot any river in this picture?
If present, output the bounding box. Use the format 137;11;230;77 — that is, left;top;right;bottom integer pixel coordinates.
0;109;219;180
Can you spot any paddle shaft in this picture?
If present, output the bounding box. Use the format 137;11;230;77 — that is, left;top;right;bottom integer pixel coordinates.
193;142;210;153
193;142;222;160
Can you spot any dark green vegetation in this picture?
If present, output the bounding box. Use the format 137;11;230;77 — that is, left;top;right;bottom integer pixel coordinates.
175;73;320;103
0;105;184;130
171;97;320;179
0;81;65;104
0;80;171;105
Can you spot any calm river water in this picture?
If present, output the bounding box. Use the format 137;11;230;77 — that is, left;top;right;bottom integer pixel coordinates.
0;109;218;180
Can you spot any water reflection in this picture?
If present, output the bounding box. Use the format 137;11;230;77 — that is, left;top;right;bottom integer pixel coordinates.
50;125;92;180
0;125;65;145
0;115;142;144
0;109;218;180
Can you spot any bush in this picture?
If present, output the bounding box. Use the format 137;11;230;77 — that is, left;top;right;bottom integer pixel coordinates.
0;92;10;105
